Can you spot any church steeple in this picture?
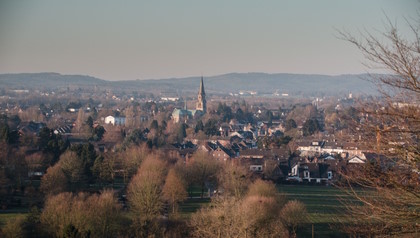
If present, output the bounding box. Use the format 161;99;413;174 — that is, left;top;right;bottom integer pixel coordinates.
199;76;205;96
196;76;206;113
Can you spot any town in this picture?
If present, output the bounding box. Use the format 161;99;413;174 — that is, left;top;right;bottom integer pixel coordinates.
0;1;418;237
1;76;373;186
1;70;415;237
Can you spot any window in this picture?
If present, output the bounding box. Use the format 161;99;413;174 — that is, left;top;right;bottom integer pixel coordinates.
328;171;333;179
304;171;310;178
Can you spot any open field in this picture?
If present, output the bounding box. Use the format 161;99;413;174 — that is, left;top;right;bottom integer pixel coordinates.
179;198;211;219
278;184;359;237
0;212;26;228
177;184;358;237
1;184;359;237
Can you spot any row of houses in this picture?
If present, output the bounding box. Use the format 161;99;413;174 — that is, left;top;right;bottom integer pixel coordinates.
103;115;149;126
161;135;377;184
297;140;366;158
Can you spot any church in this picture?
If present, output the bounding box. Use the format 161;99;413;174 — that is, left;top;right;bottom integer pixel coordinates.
172;77;206;123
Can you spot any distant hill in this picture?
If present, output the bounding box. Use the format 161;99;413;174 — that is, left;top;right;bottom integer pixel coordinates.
0;72;108;88
0;72;377;96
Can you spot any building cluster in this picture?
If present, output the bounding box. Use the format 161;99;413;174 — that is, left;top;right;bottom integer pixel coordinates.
160;133;377;185
1;75;388;187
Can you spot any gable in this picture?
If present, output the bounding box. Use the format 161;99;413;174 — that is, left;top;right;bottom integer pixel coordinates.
348;156;366;164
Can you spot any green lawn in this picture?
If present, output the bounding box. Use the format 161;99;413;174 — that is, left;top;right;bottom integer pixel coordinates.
0;183;359;237
179;197;210;219
0;212;26;228
278;184;358;237
177;185;354;237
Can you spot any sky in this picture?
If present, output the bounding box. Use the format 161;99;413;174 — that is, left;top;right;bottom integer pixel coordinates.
0;0;418;80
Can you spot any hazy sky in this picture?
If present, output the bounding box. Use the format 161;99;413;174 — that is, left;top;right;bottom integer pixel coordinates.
0;0;418;80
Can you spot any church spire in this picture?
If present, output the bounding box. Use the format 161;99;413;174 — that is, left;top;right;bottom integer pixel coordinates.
199;76;205;96
196;76;206;113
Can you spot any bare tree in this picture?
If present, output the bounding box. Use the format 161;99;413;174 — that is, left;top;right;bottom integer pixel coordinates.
338;15;420;235
190;179;289;238
40;192;74;237
127;154;167;236
188;151;221;198
162;168;188;214
86;190;123;238
247;179;282;201
280;200;308;238
218;163;251;198
59;151;85;185
40;190;122;238
120;145;149;182
40;163;68;195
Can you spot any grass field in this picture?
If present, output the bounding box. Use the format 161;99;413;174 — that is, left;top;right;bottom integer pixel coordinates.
177;184;356;237
179;197;211;219
0;212;26;228
1;184;357;237
278;184;357;237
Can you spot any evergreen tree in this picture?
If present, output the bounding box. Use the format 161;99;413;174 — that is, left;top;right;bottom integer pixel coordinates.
177;123;187;142
204;119;218;136
302;119;320;136
195;120;204;133
285;119;297;131
86;116;94;129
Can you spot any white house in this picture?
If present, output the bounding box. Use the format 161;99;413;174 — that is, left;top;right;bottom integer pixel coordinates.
348;155;366;164
104;116;126;126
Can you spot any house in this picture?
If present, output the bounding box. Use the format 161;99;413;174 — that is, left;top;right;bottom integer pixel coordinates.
242;158;264;173
219;123;230;137
240;149;266;159
297;141;325;153
105;116;126;126
229;119;244;132
161;142;197;162
322;142;344;154
298;140;367;157
266;162;288;181
18;121;46;136
363;152;396;168
289;162;335;183
211;146;234;161
272;148;290;160
250;164;263;172
239;149;277;173
348;155;366;164
54;124;73;135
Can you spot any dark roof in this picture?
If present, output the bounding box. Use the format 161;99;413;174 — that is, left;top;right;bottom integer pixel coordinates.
363;152;396;168
18;121;46;135
214;146;235;157
298;163;332;178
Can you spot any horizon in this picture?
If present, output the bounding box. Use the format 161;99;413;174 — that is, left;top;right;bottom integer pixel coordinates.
0;71;374;82
0;0;418;80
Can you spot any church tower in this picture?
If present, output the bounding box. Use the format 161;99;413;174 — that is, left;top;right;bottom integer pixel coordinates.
196;77;206;113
